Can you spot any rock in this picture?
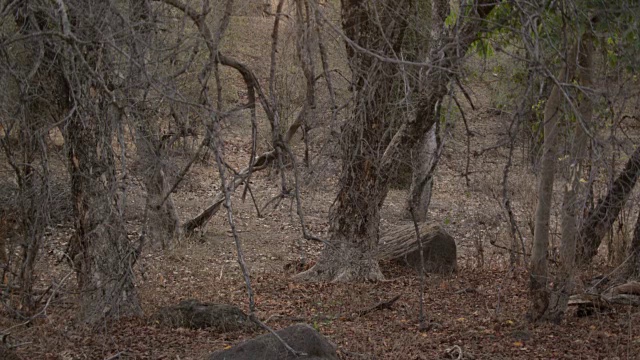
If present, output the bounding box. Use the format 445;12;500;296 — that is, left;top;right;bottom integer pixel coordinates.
378;223;457;274
404;231;457;274
150;299;256;331
209;324;338;360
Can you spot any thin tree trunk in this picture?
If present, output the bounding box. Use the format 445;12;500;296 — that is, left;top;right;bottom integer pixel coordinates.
529;43;577;321
405;0;449;221
544;36;593;322
136;124;181;247
295;0;316;167
406;122;441;221
129;0;180;248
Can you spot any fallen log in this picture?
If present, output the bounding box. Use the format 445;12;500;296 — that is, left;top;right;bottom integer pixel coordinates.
377;222;457;274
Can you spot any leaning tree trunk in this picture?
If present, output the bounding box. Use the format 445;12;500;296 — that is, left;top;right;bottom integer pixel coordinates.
577;144;640;264
297;0;497;282
529;45;576;321
621;206;640;280
544;35;593;322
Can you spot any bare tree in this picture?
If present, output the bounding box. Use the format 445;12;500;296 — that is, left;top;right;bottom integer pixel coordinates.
0;0;72;314
0;0;149;322
528;35;578;320
543;33;594;321
126;0;182;249
298;0;497;282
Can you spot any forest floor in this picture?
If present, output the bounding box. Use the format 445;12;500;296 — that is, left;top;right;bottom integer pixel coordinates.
2;90;640;360
2;10;640;358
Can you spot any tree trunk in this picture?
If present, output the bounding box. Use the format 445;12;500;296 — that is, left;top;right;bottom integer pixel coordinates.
296;0;413;281
65;109;141;322
577;145;640;264
129;0;180;248
529;46;576;321
136;124;181;248
297;0;497;282
61;1;141;322
405;0;449;221
544;36;593;322
406;121;441;221
3;3;66;313
622;206;640;280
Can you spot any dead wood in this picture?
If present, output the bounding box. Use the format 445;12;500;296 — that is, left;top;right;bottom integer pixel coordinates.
568;281;640;318
608;281;640;296
607;294;640;306
377;223;441;260
568;293;611;317
355;294;401;318
377;223;457;274
150;299;257;331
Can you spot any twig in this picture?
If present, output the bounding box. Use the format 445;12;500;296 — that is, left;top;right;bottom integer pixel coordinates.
355;294;401;318
1;270;73;334
455;75;475;110
104;352;126;360
452;94;473;187
409;206;427;328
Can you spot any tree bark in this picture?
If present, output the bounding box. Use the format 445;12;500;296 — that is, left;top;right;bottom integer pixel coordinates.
65;109;141;323
297;0;497;282
129;0;180;248
622;206;640;280
544;35;593;322
60;1;141;323
405;0;449;221
529;45;577;321
376;222;446;260
577;145;640;264
296;0;414;281
406;121;441;221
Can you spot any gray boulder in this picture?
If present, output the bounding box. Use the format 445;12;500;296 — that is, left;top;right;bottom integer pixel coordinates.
404;229;457;274
209;324;338;360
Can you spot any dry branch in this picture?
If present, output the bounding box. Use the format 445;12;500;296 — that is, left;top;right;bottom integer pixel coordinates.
354;294;401;318
376;223;446;260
